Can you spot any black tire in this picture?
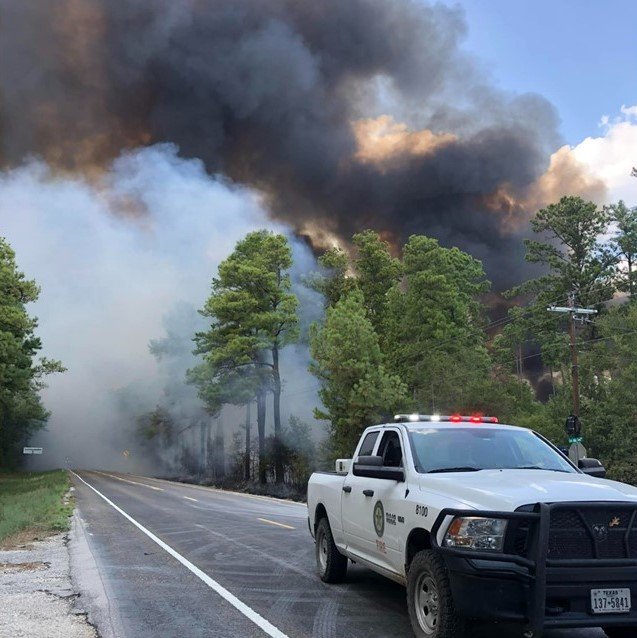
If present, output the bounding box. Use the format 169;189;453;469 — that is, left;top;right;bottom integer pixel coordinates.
315;517;348;583
407;550;469;638
603;627;637;638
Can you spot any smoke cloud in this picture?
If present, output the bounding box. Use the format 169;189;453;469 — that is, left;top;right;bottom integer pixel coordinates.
0;145;320;471
1;1;624;470
0;0;604;286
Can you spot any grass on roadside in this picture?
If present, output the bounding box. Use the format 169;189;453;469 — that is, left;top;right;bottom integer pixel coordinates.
0;470;73;545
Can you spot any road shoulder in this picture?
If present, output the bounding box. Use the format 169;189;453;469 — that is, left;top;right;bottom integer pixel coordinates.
69;509;125;638
0;528;97;638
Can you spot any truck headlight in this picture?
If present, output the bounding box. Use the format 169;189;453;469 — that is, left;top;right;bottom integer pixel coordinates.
443;517;507;552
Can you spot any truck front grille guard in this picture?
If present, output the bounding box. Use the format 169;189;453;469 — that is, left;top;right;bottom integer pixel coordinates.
430;503;637;631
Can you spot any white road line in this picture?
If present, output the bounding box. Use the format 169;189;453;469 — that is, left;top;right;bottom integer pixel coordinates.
71;471;290;638
257;518;296;530
183;496;198;502
94;471;164;491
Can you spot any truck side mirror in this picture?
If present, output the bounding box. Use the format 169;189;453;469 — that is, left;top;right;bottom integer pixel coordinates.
578;458;606;479
335;459;351;475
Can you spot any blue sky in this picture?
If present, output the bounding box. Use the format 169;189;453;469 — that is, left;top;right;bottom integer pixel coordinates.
444;0;637;145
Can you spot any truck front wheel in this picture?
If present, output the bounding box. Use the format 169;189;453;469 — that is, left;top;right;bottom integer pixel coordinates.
407;550;468;638
315;517;348;583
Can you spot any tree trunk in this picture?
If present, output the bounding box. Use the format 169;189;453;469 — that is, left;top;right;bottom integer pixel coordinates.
213;417;225;479
244;401;251;481
257;389;267;484
199;420;206;478
550;365;555;396
629;256;634;298
272;343;284;484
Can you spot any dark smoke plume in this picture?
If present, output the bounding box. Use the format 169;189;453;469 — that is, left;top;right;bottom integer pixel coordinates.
0;0;602;285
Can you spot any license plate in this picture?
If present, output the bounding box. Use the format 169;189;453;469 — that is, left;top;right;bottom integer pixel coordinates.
591;588;632;614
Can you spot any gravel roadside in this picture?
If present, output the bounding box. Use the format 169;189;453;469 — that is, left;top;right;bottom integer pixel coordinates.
0;529;97;638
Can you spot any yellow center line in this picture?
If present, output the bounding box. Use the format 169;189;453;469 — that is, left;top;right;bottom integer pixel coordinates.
95;471;164;491
183;496;198;502
257;517;295;530
130;474;306;508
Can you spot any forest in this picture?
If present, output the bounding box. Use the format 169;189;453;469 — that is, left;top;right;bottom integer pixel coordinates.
3;194;637;490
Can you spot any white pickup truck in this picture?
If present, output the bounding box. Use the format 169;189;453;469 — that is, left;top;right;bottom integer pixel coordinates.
307;415;637;638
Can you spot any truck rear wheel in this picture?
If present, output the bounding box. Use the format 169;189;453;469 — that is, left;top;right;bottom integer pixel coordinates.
407;550;468;638
315;517;348;583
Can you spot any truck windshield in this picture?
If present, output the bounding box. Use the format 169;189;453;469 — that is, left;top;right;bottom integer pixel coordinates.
408;427;576;474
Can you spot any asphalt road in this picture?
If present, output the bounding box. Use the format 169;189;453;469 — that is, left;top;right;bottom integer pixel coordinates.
70;471;609;638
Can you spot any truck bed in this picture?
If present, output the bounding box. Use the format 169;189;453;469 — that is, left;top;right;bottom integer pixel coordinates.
307;471;346;543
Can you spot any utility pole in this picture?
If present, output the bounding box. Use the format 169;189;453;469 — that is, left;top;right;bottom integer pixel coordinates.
567;294;580;418
548;293;597;464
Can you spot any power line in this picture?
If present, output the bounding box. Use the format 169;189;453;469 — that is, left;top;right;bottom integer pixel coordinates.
282;296;575;398
576;328;637;349
419;294;571;357
281;295;629;402
280;326;637;408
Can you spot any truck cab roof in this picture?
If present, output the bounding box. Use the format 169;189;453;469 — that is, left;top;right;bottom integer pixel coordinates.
370;417;527;433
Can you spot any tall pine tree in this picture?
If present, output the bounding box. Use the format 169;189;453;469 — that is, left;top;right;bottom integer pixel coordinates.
190;231;298;483
0;238;65;467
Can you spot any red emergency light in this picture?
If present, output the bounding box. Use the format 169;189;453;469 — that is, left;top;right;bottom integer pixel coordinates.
394;414;499;424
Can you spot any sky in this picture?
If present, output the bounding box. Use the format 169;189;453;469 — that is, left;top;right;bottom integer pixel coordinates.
445;0;637;144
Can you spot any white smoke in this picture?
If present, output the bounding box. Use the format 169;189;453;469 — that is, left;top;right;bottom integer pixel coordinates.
0;144;322;472
571;105;637;205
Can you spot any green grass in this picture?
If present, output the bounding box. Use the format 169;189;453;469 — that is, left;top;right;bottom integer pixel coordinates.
0;470;73;544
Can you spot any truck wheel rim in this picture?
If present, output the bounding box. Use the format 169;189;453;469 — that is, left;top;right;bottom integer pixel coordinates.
415;573;439;634
318;532;328;573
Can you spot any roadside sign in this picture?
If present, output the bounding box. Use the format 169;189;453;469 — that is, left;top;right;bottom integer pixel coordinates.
23;447;43;455
569;442;586;465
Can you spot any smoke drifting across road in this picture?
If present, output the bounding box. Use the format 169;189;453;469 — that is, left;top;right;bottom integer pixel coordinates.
0;0;603;286
0;146;321;471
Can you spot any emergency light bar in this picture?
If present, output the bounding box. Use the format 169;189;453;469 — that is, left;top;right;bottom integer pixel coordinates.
393;414;498;424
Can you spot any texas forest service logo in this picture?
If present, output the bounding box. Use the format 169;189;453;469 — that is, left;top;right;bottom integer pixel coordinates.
373;500;385;537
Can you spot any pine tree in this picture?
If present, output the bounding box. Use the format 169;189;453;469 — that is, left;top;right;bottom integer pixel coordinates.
190;231;298;484
0;238;65;467
310;290;407;459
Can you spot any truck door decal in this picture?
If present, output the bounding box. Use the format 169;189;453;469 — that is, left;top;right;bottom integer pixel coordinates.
373;500;385;537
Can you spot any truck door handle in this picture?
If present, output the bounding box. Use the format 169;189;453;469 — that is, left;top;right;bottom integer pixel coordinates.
363;489;374;497
342;485;352;493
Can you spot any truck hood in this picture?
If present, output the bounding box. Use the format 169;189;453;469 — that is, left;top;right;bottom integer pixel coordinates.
418;469;637;511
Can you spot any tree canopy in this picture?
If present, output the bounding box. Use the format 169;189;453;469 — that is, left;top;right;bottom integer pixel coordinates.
310;289;407;458
308;231;538;461
0;237;65;467
189;230;298;483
